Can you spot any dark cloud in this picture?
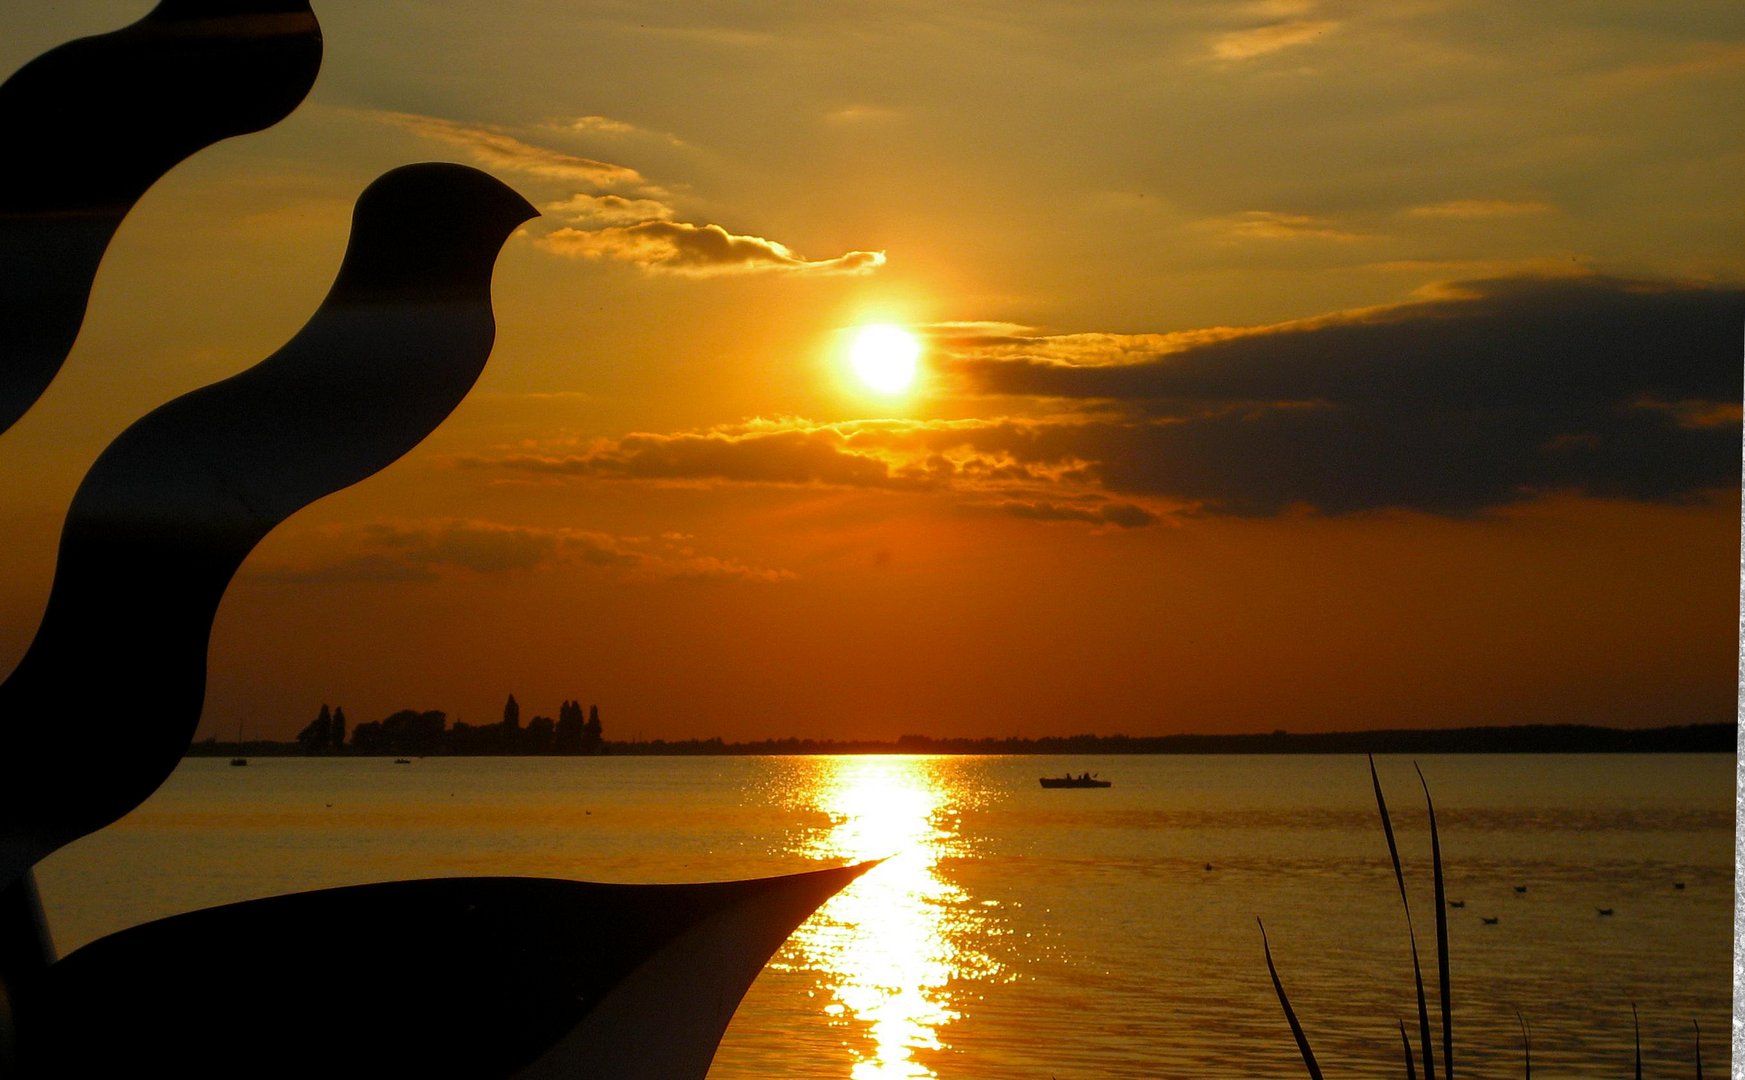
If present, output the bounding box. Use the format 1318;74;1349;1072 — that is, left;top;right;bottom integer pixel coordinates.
464;277;1737;520
249;552;441;586
247;521;566;584
997;500;1159;528
951;275;1742;515
247;521;794;586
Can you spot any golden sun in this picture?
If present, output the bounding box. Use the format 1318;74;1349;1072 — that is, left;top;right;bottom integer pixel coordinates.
848;324;921;394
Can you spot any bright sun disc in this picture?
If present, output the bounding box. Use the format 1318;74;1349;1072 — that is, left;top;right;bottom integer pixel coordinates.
849;324;921;394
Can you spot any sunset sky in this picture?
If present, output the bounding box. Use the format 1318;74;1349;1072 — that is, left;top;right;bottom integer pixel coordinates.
1;2;1740;742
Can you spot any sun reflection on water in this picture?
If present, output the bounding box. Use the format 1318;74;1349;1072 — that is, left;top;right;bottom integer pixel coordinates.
778;756;1001;1080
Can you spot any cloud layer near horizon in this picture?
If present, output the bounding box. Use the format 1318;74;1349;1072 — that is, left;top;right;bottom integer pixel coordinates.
246;521;794;585
465;275;1740;522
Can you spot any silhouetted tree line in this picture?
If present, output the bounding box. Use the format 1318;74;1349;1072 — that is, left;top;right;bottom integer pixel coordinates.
295;704;346;752
197;719;1731;758
601;723;1735;756
292;694;605;756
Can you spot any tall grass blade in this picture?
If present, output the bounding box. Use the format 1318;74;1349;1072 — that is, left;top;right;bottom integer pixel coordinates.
1258;918;1324;1080
1416;763;1453;1080
1399;1018;1417;1080
1515;1010;1530;1080
1371;755;1436;1080
1632;1004;1641;1080
1693;1018;1702;1080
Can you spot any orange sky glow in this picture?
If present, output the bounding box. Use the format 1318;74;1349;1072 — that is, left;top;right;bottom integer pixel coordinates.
1;2;1740;742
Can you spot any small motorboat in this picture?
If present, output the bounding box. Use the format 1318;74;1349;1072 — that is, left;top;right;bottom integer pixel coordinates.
1039;774;1111;789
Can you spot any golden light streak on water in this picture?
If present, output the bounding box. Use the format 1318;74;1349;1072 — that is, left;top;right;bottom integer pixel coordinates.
781;756;995;1080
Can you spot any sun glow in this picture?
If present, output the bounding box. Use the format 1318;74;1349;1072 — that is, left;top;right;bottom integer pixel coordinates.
848;324;922;395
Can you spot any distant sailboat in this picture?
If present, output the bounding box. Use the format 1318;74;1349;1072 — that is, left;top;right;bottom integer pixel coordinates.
229;718;247;767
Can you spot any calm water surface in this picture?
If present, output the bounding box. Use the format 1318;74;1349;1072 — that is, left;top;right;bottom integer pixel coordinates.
34;754;1734;1078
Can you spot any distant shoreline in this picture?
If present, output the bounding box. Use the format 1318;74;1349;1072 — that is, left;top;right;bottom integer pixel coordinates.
188;721;1735;758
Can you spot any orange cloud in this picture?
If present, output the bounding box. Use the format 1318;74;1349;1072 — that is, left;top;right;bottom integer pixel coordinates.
825;104;903;124
929;324;1255;368
376;112;649;189
1212;210;1366;241
1211;19;1337;61
540;221;886;276
1591;41;1745;92
374;111;881;278
544;193;676;226
1406;199;1555;219
557;114;689;147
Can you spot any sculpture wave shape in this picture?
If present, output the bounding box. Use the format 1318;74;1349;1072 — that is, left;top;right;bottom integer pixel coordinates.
10;864;876;1079
0;162;537;885
0;0;323;435
1;13;869;1079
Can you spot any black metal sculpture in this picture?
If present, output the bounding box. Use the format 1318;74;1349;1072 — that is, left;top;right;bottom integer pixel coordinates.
0;0;324;435
0;7;866;1076
0;162;539;888
13;866;873;1078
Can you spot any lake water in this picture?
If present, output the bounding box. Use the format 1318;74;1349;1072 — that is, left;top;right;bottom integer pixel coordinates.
32;753;1735;1078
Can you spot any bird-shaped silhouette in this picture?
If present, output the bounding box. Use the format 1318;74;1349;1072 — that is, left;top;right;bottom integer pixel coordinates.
0;0;322;435
9;864;875;1079
0;161;882;1078
1447;899;1465;909
1513;885;1527;894
1481;916;1499;925
1596;907;1613;916
1;19;881;1080
0;163;536;890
